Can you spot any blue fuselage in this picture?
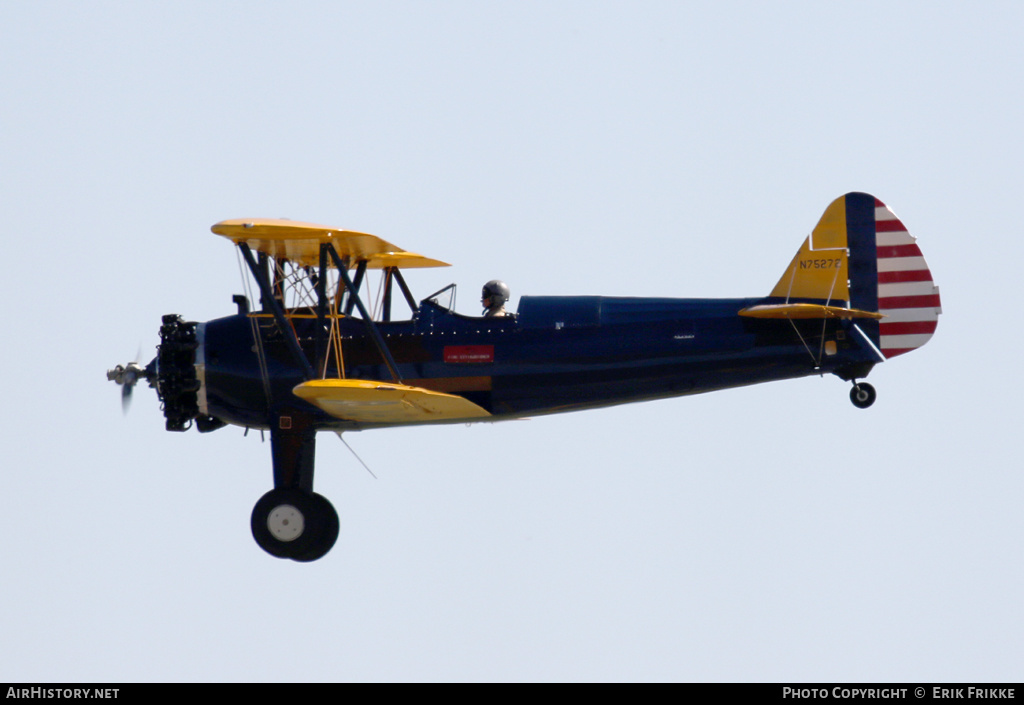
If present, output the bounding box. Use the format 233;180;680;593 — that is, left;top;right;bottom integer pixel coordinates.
198;295;878;430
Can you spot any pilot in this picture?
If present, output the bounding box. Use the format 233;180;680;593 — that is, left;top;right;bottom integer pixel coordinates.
481;279;511;318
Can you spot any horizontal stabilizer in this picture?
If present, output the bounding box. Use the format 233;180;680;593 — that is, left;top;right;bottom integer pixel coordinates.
293;379;490;424
738;303;884;320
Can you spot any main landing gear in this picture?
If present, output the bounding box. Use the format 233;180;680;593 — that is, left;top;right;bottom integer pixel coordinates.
251;410;339;562
252;488;339;562
849;382;876;409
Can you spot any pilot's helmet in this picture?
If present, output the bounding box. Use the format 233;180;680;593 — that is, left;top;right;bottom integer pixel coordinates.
482;279;510;308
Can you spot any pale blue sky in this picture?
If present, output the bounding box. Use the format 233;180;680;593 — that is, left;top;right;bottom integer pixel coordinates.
1;1;1021;682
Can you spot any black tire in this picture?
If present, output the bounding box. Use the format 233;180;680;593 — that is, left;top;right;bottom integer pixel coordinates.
850;382;877;409
293;494;340;563
251;488;326;559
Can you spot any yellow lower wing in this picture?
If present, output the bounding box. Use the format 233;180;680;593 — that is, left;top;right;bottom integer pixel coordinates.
293;379;491;424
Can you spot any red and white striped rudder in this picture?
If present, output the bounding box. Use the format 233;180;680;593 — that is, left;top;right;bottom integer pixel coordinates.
874;198;941;358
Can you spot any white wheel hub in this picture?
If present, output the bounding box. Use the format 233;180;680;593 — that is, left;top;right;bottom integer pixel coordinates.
267;504;305;542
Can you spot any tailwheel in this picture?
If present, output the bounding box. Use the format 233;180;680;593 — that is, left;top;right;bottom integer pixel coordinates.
850;382;877;409
251;488;339;561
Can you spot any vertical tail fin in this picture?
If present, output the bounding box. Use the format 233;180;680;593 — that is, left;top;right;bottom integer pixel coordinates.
768;193;941;359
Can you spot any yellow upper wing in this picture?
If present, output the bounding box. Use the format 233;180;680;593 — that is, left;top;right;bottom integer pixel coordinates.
211;218;450;269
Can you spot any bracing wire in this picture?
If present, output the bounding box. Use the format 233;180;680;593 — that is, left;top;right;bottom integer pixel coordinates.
788;317;820;369
818;261;845;362
336;433;377;479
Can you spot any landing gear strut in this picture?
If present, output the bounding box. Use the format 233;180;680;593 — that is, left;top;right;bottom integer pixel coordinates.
849;382;876;409
251;410;339;562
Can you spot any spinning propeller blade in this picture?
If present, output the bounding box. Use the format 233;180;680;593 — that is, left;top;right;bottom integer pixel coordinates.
107;350;154;415
121;377;134;414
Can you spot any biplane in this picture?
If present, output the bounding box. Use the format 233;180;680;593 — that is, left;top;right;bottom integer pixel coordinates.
108;192;941;561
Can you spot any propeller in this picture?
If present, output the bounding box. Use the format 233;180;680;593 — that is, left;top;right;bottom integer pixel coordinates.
107;352;154;414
